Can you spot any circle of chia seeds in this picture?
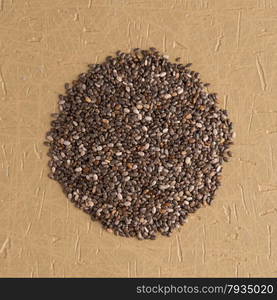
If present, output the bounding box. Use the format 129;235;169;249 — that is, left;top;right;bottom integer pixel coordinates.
45;48;234;240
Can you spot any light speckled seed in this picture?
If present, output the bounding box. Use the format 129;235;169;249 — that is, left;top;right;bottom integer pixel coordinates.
142;126;148;131
159;184;170;190
145;116;152;121
133;107;139;114
177;87;184;94
143;143;150;150
185;157;191;165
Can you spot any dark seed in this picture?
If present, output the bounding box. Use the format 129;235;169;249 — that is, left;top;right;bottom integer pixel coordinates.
45;48;234;240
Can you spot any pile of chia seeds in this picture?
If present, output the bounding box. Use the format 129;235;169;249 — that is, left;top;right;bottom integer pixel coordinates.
45;48;234;240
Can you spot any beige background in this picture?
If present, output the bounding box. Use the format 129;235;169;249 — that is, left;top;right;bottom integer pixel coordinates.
0;0;277;277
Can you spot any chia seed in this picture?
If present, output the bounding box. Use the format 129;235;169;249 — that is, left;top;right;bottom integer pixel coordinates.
45;48;234;240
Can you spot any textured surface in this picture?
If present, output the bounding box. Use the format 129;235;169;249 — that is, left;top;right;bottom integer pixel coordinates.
0;0;277;277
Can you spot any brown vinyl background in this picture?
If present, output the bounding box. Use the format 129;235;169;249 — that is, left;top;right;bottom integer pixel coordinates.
0;0;277;277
